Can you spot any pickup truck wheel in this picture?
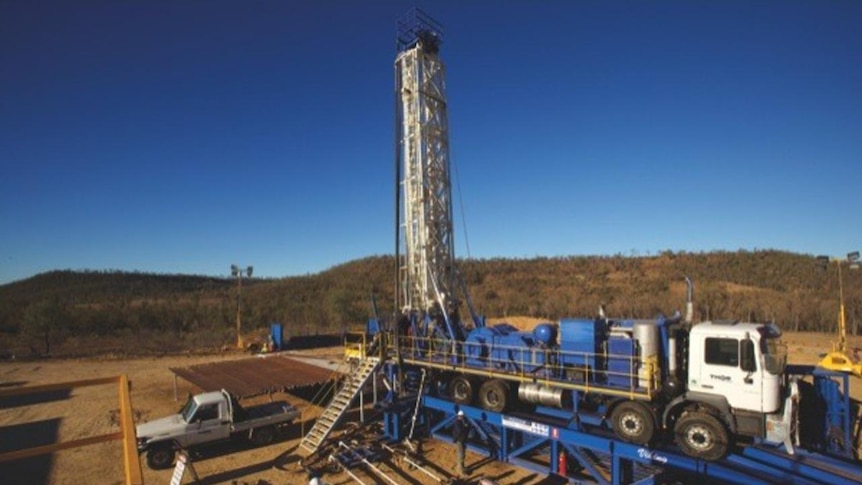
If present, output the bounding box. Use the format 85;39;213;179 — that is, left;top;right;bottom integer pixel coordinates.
250;426;276;446
611;401;656;445
146;446;175;470
674;411;730;461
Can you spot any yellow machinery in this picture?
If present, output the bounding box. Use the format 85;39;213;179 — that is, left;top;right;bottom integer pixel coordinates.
817;252;862;378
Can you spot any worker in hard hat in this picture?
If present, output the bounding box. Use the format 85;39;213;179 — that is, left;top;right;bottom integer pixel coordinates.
452;409;471;477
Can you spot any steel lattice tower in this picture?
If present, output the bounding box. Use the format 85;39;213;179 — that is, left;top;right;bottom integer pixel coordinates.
395;10;456;315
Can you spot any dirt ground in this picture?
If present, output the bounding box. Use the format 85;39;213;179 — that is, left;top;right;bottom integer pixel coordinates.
1;331;860;485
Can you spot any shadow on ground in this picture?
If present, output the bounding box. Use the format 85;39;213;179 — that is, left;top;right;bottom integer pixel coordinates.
0;417;61;485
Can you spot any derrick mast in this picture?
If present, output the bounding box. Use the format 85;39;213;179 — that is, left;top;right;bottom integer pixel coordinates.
395;10;457;320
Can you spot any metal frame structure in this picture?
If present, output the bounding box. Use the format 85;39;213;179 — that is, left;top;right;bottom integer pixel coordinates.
395;8;457;318
376;351;862;484
417;395;861;485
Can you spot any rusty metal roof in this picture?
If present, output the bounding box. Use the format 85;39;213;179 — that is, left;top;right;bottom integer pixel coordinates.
170;355;338;398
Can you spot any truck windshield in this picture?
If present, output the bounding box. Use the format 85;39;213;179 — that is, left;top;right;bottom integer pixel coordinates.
180;399;198;423
761;335;787;375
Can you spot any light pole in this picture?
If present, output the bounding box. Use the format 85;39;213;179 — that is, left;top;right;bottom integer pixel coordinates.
816;251;860;376
231;264;253;349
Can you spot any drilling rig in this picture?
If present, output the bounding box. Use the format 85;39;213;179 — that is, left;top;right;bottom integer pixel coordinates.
304;9;862;483
394;9;479;343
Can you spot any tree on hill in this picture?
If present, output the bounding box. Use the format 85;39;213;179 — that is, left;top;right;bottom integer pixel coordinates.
20;298;66;356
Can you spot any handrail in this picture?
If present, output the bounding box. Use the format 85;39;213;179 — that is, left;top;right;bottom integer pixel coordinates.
302;332;385;438
344;331;384;360
391;334;660;400
300;358;352;438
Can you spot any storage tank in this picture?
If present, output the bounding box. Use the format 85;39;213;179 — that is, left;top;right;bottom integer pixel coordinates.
518;383;571;408
533;323;557;346
633;320;659;389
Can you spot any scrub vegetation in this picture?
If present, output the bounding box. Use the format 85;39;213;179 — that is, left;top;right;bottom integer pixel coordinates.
1;250;859;358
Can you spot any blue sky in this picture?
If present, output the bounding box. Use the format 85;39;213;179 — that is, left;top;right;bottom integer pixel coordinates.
2;1;860;285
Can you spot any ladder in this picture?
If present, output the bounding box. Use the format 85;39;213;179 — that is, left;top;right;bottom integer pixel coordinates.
299;356;381;455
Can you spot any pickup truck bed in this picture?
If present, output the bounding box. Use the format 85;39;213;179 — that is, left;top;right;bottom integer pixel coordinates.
236;401;294;422
232;401;299;432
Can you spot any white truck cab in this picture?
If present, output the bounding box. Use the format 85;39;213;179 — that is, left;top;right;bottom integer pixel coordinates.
687;320;787;414
664;319;793;460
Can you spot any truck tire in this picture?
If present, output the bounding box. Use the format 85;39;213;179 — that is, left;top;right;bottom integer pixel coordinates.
250;426;276;446
674;411;730;461
479;379;509;413
611;401;656;445
451;376;475;405
146;446;175;470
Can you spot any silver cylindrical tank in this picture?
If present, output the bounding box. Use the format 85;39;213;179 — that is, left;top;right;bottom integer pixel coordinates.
517;383;571;408
633;320;660;389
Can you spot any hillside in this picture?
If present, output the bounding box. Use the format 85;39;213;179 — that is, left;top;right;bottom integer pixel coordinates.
1;250;860;357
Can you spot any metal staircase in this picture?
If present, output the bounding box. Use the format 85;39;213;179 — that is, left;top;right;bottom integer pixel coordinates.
299;356;381;455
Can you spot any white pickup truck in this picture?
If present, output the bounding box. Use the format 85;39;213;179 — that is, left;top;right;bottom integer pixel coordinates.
136;389;300;469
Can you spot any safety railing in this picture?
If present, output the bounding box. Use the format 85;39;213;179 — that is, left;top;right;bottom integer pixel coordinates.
389;334;660;399
299;358;351;438
343;331;384;360
343;332;368;359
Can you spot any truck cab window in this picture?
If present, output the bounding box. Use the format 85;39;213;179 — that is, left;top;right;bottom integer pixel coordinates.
740;339;757;372
705;337;739;367
180;400;198;422
195;404;219;422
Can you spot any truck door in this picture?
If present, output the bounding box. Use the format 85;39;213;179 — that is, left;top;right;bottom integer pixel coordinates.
698;336;763;412
185;403;231;446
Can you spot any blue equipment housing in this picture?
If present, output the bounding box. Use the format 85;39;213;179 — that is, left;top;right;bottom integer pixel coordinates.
558;318;608;375
453;315;677;395
463;324;552;373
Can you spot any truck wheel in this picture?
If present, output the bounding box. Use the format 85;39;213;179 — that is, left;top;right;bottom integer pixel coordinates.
250;426;276;446
674;411;730;461
479;379;509;413
611;401;656;445
451;376;474;405
146;446;175;470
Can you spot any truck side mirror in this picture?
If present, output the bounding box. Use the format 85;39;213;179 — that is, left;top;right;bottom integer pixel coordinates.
740;340;756;373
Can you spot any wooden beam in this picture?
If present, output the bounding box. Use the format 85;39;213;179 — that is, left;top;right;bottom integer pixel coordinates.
118;374;143;485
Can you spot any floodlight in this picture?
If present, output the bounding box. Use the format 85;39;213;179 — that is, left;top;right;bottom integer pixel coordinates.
848;251;860;263
230;263;253;349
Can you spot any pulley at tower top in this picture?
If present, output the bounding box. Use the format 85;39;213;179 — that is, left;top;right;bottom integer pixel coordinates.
396;7;443;54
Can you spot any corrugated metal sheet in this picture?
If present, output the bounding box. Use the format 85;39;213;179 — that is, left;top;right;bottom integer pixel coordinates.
170;355;337;398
